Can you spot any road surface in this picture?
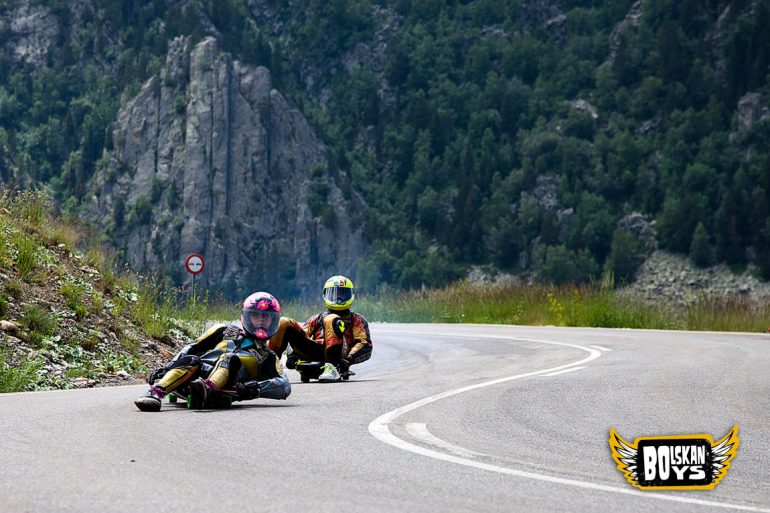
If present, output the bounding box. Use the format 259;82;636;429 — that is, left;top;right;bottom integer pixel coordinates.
1;324;768;512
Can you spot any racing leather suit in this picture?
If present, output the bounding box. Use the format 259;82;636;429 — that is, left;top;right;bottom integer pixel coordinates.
302;310;373;370
268;316;344;366
153;323;291;400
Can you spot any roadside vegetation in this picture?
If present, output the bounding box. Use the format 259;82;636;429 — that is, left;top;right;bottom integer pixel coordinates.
285;282;770;334
0;189;202;392
2;189;767;394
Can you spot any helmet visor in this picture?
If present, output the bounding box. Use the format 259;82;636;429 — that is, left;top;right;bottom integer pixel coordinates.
241;309;280;339
323;286;353;304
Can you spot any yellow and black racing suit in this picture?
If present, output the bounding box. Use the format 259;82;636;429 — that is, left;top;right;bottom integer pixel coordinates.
153;323;290;400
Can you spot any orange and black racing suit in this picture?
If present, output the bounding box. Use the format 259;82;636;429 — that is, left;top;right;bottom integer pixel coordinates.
152;323;290;400
268;316;344;366
302;310;373;370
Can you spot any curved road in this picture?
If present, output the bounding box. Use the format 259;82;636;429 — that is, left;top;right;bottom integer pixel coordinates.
1;324;768;512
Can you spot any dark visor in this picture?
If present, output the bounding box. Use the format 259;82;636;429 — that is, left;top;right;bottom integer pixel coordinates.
324;286;352;303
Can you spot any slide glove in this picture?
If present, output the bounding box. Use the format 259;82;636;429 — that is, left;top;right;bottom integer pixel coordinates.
223;324;244;339
233;380;261;400
148;366;168;385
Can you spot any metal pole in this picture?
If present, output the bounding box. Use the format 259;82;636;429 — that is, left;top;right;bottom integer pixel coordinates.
192;273;196;305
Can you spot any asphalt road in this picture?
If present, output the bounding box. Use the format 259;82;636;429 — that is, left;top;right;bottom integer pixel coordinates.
1;324;769;512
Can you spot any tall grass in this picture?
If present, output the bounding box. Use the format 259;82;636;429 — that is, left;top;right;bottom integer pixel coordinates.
122;281;183;340
0;218;8;261
327;282;770;333
0;347;41;392
13;234;39;281
9;189;49;227
684;296;770;332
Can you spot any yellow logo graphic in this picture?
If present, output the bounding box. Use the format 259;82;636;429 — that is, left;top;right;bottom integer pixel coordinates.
609;425;739;490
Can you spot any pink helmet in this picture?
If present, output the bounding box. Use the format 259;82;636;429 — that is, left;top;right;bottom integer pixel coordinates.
241;292;281;340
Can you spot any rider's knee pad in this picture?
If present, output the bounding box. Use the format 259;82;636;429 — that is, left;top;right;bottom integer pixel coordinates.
168;355;201;370
323;314;345;341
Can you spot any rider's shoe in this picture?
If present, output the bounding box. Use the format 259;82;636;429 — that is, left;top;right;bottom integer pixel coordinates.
188;378;216;409
134;385;165;412
286;353;300;369
318;363;341;382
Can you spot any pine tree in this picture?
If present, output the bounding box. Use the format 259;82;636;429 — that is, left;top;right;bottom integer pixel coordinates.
689;221;712;267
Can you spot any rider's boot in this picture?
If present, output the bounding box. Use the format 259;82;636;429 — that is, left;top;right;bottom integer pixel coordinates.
134;385;166;412
188;378;217;409
318;363;341;382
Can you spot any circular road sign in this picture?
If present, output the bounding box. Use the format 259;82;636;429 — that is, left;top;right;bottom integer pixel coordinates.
185;253;204;275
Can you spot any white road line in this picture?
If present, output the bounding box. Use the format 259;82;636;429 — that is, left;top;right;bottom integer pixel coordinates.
589;344;612;352
405;423;489;459
542;366;586;377
368;332;769;513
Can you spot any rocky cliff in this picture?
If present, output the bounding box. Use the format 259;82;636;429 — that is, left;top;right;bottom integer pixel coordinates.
88;36;366;298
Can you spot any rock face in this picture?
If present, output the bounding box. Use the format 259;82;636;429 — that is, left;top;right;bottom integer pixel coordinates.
88;37;366;297
621;251;770;305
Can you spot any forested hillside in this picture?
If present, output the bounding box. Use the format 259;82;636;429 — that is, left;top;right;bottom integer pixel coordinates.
1;0;768;295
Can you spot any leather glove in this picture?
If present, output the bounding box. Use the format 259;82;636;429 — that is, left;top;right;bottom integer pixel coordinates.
148;366;168;384
233;381;261;400
223;324;244;339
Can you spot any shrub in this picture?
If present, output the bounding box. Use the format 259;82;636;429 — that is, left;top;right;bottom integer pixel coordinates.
41;223;80;250
0;346;41;392
129;196;152;226
4;279;22;299
536;245;599;285
21;304;57;345
60;280;87;319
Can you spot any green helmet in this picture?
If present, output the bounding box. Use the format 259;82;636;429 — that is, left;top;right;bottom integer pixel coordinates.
323;275;354;311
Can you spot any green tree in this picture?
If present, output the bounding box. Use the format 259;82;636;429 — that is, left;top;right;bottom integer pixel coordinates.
535;245;599;285
604;228;644;284
689;221;712;268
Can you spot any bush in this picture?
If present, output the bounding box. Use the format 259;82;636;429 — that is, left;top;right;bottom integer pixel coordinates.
21;304;57;346
4;279;23;299
60;280;88;319
129;196;153;226
535;245;599;285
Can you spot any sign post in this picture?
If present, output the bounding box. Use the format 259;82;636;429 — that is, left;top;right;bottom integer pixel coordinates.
185;253;204;304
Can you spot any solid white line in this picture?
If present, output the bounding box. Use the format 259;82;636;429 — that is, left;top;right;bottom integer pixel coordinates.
405;423;489;459
589;344;612;352
542;366;586;377
368;332;769;513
